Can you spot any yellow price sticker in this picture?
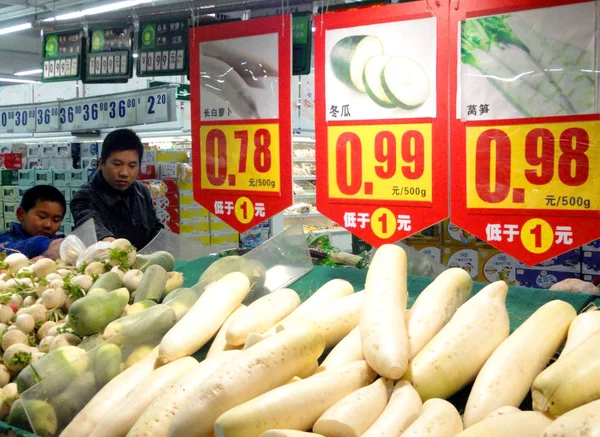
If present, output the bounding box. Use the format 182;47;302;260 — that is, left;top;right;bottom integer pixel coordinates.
466;120;600;211
520;218;554;254
200;123;280;193
234;197;254;224
327;123;432;201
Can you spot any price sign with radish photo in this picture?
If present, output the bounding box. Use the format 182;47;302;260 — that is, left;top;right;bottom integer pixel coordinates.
450;0;600;266
315;2;449;247
190;15;293;233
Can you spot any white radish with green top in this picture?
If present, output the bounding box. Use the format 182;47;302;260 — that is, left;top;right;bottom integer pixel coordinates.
330;35;384;93
463;299;576;427
403;281;510;401
361;244;409;379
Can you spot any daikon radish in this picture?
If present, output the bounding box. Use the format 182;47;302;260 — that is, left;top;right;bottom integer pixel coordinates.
259;432;324;437
61;347;159;437
243;332;271;350
361;380;422;437
206;305;246;358
90;357;196;437
558;309;600;358
318;326;363;372
455;411;552;437
297;360;319;379
157;272;250;366
463;300;576;427
313;378;391;437
532;328;600;417
127;350;241;437
168;325;326;437
276;291;363;348
403;281;510;401
226;288;300;346
400;398;462;437
214;361;376;437
406;268;472;359
265;279;354;335
486;406;521;419
541;398;600;436
361;244;409;379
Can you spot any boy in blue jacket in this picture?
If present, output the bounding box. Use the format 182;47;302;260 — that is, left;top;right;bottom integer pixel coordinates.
0;185;66;259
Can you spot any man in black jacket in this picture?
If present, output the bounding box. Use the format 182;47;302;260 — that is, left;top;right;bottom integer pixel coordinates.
71;129;163;249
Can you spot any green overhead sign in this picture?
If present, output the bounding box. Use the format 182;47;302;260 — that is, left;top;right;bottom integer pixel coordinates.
42;30;84;82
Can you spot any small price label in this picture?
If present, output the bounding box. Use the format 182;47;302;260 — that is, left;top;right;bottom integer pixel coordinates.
35;103;60;133
467;120;600;211
200;124;280;193
137;90;172;124
104;96;137;127
327;123;432;201
59;103;84;131
80;98;108;128
0;108;12;133
10;107;37;134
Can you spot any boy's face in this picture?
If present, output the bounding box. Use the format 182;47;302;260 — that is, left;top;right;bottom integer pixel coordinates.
100;150;140;191
17;201;64;237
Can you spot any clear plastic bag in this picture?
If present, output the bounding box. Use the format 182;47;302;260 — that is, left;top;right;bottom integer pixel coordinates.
59;236;86;266
75;242;112;268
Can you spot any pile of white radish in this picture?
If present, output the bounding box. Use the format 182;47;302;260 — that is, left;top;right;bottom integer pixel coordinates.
9;242;600;437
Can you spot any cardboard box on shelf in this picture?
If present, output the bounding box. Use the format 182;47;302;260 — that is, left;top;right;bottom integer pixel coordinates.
166;206;180;224
4;214;16;224
182;232;210;246
1;186;19;201
442;219;486;247
210;219;235;233
161;178;179;193
478;248;517;285
81;157;98;169
0;154;23;170
157;150;187;163
516;269;581;289
159;163;179;179
42;145;56;158
51;158;73;170
167;222;180;234
3;202;18;217
10;144;27;157
34;170;54;185
240;223;270;249
403;242;442;264
2;170;20;186
56;186;71;202
79;143;100;157
583;239;600;252
441;246;478;280
27;144;42;158
70;169;87;186
582;251;600;275
515;249;581;273
142;150;157;163
211;232;239;246
180;205;209;220
53;170;71;187
17;186;29;199
403;223;442;244
27;158;42;169
177;180;193;191
138;164;157;180
179;190;194;205
180;220;210;234
55;144;72;158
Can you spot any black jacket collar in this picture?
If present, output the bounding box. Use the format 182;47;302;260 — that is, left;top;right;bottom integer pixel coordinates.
91;171;135;207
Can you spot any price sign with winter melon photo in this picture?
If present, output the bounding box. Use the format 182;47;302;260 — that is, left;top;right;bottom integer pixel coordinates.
190;15;293;233
450;0;600;266
315;1;449;247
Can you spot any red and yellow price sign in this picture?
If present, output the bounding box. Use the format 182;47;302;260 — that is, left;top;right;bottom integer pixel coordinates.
467;120;600;211
327;123;432;202
200;123;280;193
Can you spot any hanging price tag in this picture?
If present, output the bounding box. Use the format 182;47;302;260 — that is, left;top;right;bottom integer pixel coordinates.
59;102;84;131
136;87;177;125
104;95;137;127
35;102;60;133
200;124;280;193
8;106;37;134
327;123;432;202
79;97;109;129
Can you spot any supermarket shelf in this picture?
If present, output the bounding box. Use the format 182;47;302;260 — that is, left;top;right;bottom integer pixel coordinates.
293;176;317;181
293;158;315;163
293;193;316;199
284;212;322;218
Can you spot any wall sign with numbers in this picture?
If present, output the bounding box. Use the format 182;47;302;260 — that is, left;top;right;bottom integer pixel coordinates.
138;19;188;76
42;30;84;82
450;0;600;266
190;15;293;233
85;27;133;83
314;2;449;248
0;85;177;134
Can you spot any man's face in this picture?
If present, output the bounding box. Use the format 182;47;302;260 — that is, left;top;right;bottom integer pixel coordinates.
17;201;64;237
100;150;140;191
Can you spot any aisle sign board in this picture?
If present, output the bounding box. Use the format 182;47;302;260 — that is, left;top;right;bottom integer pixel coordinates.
42;30;84;82
84;27;133;83
314;2;449;247
190;15;293;233
138;19;189;76
450;0;600;266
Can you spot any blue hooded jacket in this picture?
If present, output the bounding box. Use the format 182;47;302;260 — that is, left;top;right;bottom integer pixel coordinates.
0;222;64;258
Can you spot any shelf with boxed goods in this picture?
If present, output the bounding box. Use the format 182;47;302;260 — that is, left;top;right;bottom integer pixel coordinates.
478;248;518;285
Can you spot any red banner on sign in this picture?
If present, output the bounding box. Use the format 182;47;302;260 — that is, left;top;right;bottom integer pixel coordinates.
314;2;449;247
450;0;600;266
189;15;293;233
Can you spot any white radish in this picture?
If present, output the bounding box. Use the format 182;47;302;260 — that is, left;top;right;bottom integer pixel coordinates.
168;325;326;437
164;272;184;295
0;305;13;324
49;279;64;290
123;269;143;293
243;332;271;350
463;300;575;427
15;314;35;333
50;333;81;350
406;268;472;359
226;288;300;346
1;330;27;351
214;361;376;437
57;269;71;277
559;309;600;358
18;303;48;324
400;398;463;437
37;321;56;340
85;262;107;276
0;365;10;388
0;281;6;291
33;258;57;278
318;326;363;372
361;380;422;437
403;281;510;401
361;244;409;379
259;432;324;437
4;253;29;274
39;336;53;353
89;357;197;437
6;278;33;290
456;411;552;437
111;267;125;281
45;273;62;282
157;272;251;366
127;350;241;437
541;398;600;436
71;274;93;292
0;324;7;336
206;305;247;358
42;287;67;309
313;378;391;437
3;382;17;401
276;291;364;348
60;347;159;437
487;406;521;419
23;296;36;307
3;343;31;371
8;294;23;309
6;325;17;331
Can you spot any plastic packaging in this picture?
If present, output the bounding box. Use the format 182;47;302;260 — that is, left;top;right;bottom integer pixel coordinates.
59;236;86;266
138;229;212;262
75;242;112;268
72;218;98;249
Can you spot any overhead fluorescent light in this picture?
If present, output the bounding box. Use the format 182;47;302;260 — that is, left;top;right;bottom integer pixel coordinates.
0;22;32;36
51;0;154;21
0;77;40;84
133;53;138;58
14;68;43;76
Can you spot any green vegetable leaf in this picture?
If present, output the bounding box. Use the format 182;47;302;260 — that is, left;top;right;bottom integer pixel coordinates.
62;275;84;300
108;247;134;270
78;262;89;274
9;351;32;367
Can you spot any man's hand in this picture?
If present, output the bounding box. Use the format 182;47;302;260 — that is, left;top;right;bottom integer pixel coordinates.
44;239;64;260
102;237;116;243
